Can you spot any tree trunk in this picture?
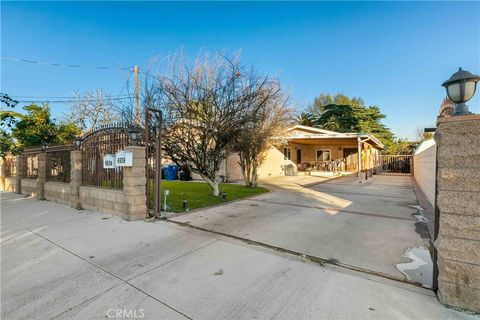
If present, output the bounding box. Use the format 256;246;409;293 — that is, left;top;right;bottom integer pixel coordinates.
251;159;258;187
204;176;220;197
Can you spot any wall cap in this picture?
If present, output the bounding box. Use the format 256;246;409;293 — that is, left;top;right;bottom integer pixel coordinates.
437;114;480;125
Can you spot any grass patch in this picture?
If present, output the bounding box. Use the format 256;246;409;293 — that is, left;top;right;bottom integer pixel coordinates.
148;180;268;212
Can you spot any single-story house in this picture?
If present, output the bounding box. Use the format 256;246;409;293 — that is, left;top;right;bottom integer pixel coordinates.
212;125;384;181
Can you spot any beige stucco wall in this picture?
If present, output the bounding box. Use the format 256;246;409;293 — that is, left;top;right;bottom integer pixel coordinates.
45;181;71;205
21;178;37;197
257;145;296;177
80;186;126;216
225;153;244;181
413;140;436;208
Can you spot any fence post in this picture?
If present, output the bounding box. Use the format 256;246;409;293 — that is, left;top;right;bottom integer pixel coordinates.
123;146;147;220
434;115;480;313
37;153;47;200
15;155;24;194
70;150;82;209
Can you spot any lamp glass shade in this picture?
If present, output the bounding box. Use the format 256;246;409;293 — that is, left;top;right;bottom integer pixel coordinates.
464;81;476;102
446;83;462;103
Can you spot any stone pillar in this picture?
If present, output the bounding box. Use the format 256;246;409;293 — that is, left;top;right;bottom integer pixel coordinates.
434;114;480;313
15;155;24;194
37;153;47;200
123;146;147;221
70;150;82;209
0;157;5;191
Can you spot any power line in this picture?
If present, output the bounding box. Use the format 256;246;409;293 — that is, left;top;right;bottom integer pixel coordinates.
10;94;132;99
14;96;134;104
1;56;133;71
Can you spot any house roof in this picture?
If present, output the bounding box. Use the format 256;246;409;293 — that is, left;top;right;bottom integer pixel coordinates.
280;125;385;149
286;125;339;135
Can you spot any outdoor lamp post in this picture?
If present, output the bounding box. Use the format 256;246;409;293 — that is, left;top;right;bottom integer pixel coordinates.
442;67;480;115
41;142;48;153
74;137;82;150
127;127;140;145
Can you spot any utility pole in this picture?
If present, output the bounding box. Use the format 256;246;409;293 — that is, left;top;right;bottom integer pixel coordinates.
134;65;139;127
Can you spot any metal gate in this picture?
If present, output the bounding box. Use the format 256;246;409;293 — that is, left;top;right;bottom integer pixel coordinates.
375;155;413;176
81;124;131;189
144;107;163;218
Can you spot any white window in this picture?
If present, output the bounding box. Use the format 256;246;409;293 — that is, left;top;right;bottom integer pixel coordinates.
283;147;292;160
316;149;331;161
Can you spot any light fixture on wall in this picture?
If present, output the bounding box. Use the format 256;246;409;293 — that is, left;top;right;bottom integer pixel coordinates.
74;137;83;150
442;68;480;115
127;126;140;145
41;142;48;153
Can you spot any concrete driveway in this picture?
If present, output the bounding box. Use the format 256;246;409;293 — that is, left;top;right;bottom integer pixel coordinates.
171;174;431;283
0;191;472;319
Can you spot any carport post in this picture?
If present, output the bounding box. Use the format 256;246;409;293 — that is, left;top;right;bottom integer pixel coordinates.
357;137;362;182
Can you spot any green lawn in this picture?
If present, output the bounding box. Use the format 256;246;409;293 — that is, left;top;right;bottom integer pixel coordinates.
147;180;268;212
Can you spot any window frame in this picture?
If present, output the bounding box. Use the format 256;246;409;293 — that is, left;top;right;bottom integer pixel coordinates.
316;149;332;161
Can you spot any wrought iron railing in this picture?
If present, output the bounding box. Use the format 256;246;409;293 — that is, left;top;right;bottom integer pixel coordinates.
24;155;38;179
3;157;16;177
47;144;74;183
298;158;356;172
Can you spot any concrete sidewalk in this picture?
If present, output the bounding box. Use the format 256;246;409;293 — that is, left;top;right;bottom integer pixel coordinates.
0;191;473;319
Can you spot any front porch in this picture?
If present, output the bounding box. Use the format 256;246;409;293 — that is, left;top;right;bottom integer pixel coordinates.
284;138;379;175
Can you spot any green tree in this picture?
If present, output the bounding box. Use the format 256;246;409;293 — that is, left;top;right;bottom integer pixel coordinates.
302;93;397;152
11;104;80;149
295;112;315;126
307;93;365;115
1;93;22;157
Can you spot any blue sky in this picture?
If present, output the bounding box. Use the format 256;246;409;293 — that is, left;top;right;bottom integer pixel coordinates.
1;1;479;140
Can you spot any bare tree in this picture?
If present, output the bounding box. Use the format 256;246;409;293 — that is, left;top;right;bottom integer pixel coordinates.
234;82;292;187
66;90;119;132
147;53;273;196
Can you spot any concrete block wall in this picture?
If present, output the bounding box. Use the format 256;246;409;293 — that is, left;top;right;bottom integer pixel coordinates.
45;181;71;205
434;114;480;313
80;186;126;216
21;178;37;197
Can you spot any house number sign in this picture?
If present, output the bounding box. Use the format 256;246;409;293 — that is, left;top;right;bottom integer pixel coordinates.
115;151;133;167
103;154;116;169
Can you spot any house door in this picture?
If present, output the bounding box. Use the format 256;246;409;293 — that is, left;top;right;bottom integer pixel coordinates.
296;149;302;164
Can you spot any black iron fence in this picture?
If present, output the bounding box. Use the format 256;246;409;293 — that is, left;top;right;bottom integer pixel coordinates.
375;155;413;175
3;157;16;177
22;148;41;179
47;144;74;183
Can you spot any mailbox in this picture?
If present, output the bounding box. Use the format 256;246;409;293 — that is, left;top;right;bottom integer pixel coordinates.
115;151;133;167
103;154;116;169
